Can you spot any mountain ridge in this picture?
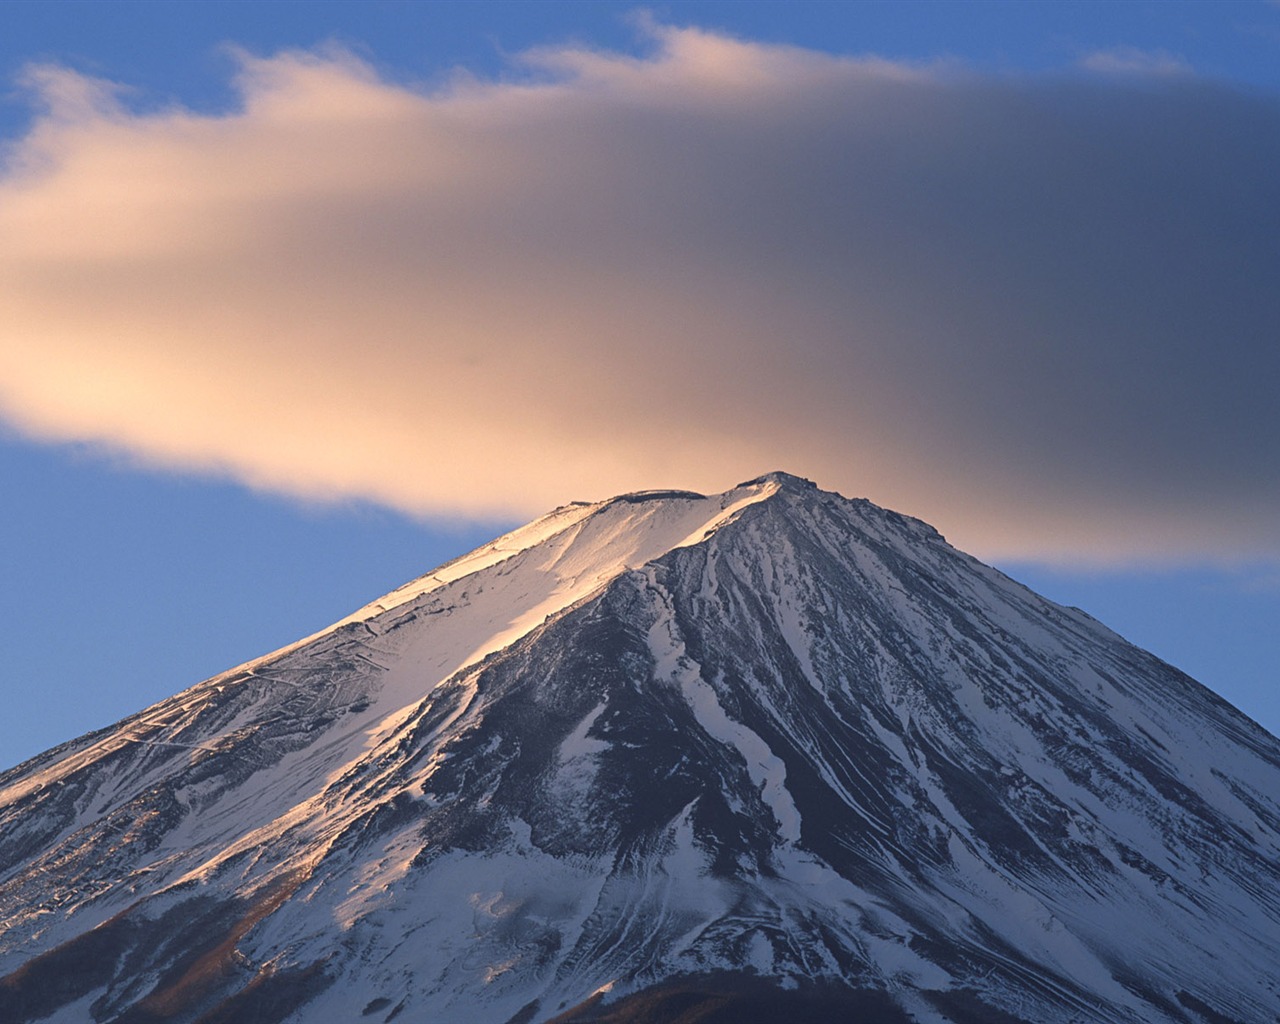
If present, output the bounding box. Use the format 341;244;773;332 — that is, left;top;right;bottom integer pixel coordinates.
2;474;1278;1023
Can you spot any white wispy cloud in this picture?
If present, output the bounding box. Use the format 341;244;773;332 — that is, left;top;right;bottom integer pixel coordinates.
1076;46;1193;76
2;23;1278;563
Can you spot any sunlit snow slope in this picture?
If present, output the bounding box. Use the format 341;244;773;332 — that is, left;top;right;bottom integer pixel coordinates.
1;473;1278;1024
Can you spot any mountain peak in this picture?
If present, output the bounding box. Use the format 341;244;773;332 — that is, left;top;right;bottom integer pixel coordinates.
2;476;1278;1024
736;469;819;491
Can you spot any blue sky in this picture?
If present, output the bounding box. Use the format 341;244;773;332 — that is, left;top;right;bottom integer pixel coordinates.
1;1;1278;769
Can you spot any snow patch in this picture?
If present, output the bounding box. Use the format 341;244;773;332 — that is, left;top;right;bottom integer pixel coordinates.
646;574;802;845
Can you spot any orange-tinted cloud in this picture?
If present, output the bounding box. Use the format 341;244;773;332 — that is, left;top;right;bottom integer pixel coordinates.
2;24;1278;563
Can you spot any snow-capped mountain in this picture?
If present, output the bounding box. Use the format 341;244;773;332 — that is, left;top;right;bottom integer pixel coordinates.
2;472;1278;1024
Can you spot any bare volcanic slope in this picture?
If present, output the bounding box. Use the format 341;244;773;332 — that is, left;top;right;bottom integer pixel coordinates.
1;473;1278;1024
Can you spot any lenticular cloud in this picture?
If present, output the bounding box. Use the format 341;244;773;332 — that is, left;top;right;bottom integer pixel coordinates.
1;23;1278;562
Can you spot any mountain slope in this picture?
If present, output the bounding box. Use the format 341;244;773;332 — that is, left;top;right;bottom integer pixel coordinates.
2;473;1278;1024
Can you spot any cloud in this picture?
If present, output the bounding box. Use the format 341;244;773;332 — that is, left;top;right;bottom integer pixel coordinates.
1076;47;1192;77
2;24;1278;563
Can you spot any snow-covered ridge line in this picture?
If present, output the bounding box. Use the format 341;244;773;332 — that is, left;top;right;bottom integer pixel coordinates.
283;476;785;650
0;477;785;813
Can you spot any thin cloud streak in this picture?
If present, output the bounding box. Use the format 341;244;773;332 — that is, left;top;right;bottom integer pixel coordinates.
1075;47;1193;76
1;24;1278;563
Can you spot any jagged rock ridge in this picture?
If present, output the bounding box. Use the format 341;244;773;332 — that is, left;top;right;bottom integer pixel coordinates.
1;472;1278;1023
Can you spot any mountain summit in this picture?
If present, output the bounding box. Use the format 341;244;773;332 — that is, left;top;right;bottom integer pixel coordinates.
2;475;1278;1024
